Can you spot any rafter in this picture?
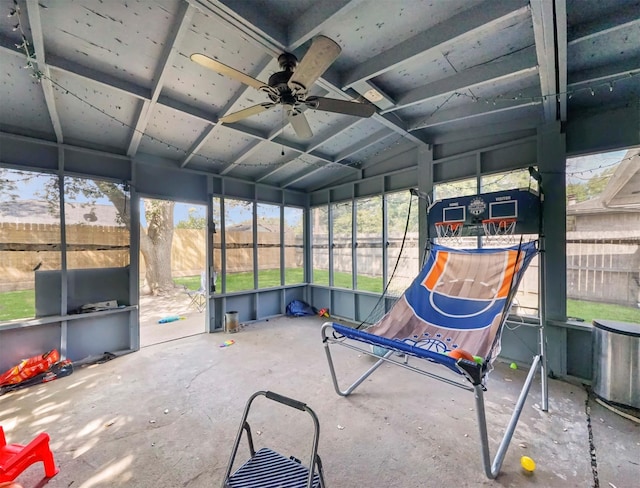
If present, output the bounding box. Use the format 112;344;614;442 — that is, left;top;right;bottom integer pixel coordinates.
555;0;567;121
568;3;640;46
127;2;194;156
281;163;350;189
287;0;362;49
180;56;273;168
190;0;431;151
568;59;640;88
340;0;529;90
255;119;364;183
409;87;541;131
531;0;558;122
334;129;394;161
385;46;538;114
25;0;63;143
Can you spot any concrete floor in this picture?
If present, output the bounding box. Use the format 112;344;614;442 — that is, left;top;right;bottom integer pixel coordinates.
1;316;638;488
139;291;205;347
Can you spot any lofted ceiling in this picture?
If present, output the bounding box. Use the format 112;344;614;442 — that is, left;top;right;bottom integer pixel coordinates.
0;0;639;192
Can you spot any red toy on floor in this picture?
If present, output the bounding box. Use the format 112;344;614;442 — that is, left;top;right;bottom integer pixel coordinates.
0;426;58;483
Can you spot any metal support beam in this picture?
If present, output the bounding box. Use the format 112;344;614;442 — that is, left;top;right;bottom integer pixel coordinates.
341;0;529;89
25;0;64;143
127;2;194;156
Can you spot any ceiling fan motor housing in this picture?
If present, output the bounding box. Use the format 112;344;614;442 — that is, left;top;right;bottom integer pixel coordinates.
267;53;301;104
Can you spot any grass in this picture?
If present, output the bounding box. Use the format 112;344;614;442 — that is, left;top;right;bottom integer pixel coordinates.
567;298;640;324
0;289;35;322
3;278;639;324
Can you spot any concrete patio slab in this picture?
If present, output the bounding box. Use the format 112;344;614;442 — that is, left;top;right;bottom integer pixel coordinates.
1;316;638;487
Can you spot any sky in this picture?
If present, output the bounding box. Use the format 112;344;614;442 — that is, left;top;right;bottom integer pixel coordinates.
566;149;627;184
3;148;628;220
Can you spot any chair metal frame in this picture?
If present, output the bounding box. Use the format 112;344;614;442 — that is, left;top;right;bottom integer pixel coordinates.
322;322;544;479
185;271;207;312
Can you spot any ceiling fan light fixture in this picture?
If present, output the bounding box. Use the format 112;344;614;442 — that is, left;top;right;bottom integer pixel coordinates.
363;88;384;102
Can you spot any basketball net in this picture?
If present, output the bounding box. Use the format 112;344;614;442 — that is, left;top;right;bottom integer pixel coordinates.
434;221;464;245
482;218;517;246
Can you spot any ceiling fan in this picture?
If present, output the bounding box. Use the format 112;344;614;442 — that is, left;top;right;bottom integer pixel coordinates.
190;35;376;139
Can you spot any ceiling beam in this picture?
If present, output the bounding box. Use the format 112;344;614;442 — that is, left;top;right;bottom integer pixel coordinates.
334;129;394;161
179;125;217;168
255;118;364;183
307;168;360;192
423;118;539;144
126;1;194;156
220;140;264;175
568;59;640;88
189;0;285;54
25;0;63;143
180;56;273;167
288;0;363;49
568;3;640;46
191;0;431;151
385;45;538;114
281;163;350;189
340;0;529;90
47;54;151;100
556;0;567;121
530;0;558;122
255;154;300;183
409;88;541;131
0;36;150;100
5;10;323;164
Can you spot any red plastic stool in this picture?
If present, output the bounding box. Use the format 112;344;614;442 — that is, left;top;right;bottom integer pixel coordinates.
0;426;59;483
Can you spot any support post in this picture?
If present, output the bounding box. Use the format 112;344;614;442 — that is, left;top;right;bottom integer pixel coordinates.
475;355;542;478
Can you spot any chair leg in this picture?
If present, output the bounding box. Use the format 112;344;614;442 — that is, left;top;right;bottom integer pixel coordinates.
40;443;59;478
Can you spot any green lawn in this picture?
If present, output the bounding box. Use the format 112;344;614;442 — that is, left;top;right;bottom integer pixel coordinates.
567;299;640;324
0;289;35;322
3;279;639;324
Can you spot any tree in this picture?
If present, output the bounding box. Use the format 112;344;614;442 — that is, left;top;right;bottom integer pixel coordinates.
38;176;177;296
566;166;616;204
176;207;206;229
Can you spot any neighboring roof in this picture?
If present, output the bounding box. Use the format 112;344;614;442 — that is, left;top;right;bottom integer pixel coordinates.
0;200;122;226
567;149;640;215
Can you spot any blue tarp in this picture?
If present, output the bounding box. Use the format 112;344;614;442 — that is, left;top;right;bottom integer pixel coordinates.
286;300;317;317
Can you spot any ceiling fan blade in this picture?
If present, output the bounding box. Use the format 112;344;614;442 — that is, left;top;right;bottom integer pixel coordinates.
220;103;275;123
286;106;313;139
190;53;267;91
305;96;376;117
288;36;341;94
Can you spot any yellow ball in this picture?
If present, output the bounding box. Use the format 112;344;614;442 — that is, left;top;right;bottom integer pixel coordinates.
520;455;536;472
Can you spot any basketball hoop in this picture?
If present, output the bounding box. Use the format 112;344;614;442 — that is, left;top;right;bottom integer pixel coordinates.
435;221;464;241
482;218;517;245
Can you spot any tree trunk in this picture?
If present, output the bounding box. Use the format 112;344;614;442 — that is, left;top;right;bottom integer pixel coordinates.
140;200;175;296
